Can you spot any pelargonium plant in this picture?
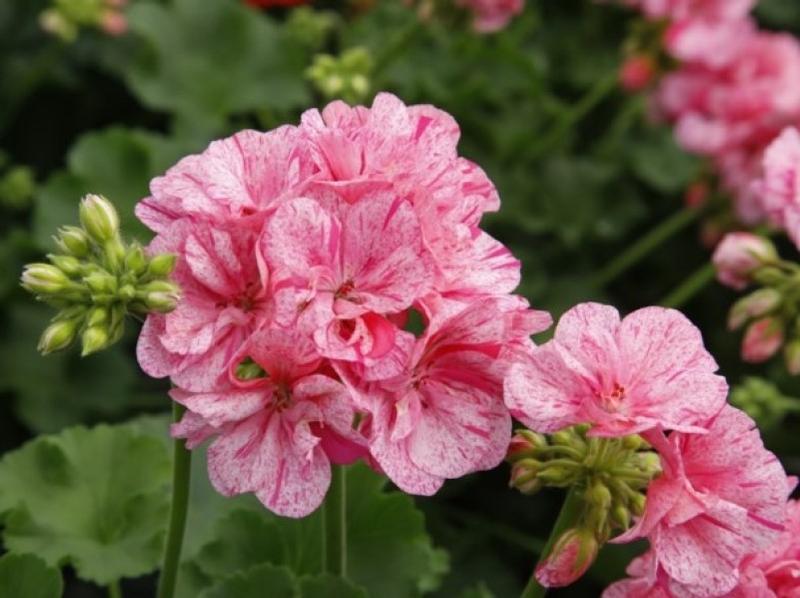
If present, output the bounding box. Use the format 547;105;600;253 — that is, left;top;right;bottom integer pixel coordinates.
20;81;800;598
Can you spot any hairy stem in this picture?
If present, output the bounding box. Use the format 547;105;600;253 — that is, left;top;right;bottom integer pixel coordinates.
156;403;192;598
324;466;348;578
520;487;584;598
108;580;122;598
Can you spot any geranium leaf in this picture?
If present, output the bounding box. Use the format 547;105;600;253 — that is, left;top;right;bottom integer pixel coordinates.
0;553;62;598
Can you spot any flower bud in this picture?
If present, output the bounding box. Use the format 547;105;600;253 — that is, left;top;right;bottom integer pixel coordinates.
537;465;575;485
147;253;177;277
534;528;599;588
81;325;110;356
611;504;631;530
712;233;778;290
629;492;646;516
84;271;118;295
54;226;91;257
124;244;148;276
79;194;119;243
785;340;800;376
507;430;547;462
742;317;784;363
619;55;655;92
588;482;612;511
37;319;80;355
86;306;109;328
48;254;83;277
21;263;71;295
509;459;543;495
139;280;181;313
728;288;783;331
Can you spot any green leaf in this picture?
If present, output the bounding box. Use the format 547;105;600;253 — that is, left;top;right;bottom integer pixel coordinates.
125;0;311;127
0;423;171;584
184;464;447;598
199;564;297;598
627;128;700;194
0;553;62;598
298;574;368;598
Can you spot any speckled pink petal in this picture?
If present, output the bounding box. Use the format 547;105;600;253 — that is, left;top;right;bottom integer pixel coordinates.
208;412;331;518
504;347;586;433
553;302;622;379
170;386;268;428
171;410;217;449
136;315;183;379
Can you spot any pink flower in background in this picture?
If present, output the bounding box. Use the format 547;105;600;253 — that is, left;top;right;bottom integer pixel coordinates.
137;220;270;392
171;329;365;517
711;232;777;290
630;0;755;21
613;406;789;596
757;127;800;247
354;296;550;495
456;0;524;32
741;317;784;363
504;302;727;437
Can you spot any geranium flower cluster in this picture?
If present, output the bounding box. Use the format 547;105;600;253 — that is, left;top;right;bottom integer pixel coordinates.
505;302;793;596
617;0;800;225
405;0;524;33
135;92;551;517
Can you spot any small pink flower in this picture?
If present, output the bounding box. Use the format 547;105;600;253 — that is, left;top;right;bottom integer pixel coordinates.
505;302;727;437
631;0;755;21
614;406;789;596
742;317;784;363
353;296;551;495
712;232;777;290
535;528;599;588
756;127;800;247
620;55;656;92
171;328;365;518
137;220;270;391
99;10;127;36
455;0;524;33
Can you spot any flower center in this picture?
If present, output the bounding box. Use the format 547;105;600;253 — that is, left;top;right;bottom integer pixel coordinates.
274;383;293;412
598;383;626;411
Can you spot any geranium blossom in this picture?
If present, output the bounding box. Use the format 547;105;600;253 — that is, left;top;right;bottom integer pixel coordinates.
171;329;364;517
456;0;524;32
612;406;789;596
756;127;800;248
504;302;727;437
136;92;545;515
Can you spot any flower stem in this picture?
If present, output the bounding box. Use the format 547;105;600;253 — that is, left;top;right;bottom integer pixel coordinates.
520;487;584;598
592;206;703;289
108;580;122;598
324;466;348;578
156;403;192;598
660;262;715;309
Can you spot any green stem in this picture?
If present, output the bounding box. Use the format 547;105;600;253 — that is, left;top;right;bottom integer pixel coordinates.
659;262;715;309
592;206;703;289
528;71;619;160
324;466;347;578
156;403;192;598
108;580;122;598
520;487;584;598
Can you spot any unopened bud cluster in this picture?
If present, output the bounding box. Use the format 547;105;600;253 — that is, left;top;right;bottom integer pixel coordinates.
306;46;372;105
713;232;800;372
21;194;180;356
39;0;128;42
286;6;337;50
508;426;660;542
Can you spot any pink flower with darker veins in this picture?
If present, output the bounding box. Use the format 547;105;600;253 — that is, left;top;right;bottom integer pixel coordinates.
611;406;789;597
757;127;800;248
171;329;365;517
504;302;728;437
456;0;524;32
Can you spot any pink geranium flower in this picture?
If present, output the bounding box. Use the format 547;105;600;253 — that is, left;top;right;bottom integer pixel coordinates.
757;127;800;247
629;0;755;21
171;328;365;517
136;128;315;234
711;232;777;290
137;219;270;391
353;296;551;495
613;406;789;596
455;0;524;32
504;302;727;437
260;192;432;371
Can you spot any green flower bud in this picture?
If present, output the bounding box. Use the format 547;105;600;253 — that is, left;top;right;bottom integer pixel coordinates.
124;244;148;276
506;430;547;462
37;319;80;355
147;253;178;278
537;465;575;485
79;194;119;243
509;459;543;495
138;280;181;313
54;226;91;258
753;266;785;287
81;325;109;357
84;271;118;295
86;306;109;328
785;339;800;376
629;492;646;516
21;263;71;295
588;482;612;511
611;504;631;530
48;254;83;277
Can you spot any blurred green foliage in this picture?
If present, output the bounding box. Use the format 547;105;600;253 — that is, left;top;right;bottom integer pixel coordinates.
2;0;800;596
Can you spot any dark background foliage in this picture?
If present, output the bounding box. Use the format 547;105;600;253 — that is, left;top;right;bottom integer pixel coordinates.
2;0;800;596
